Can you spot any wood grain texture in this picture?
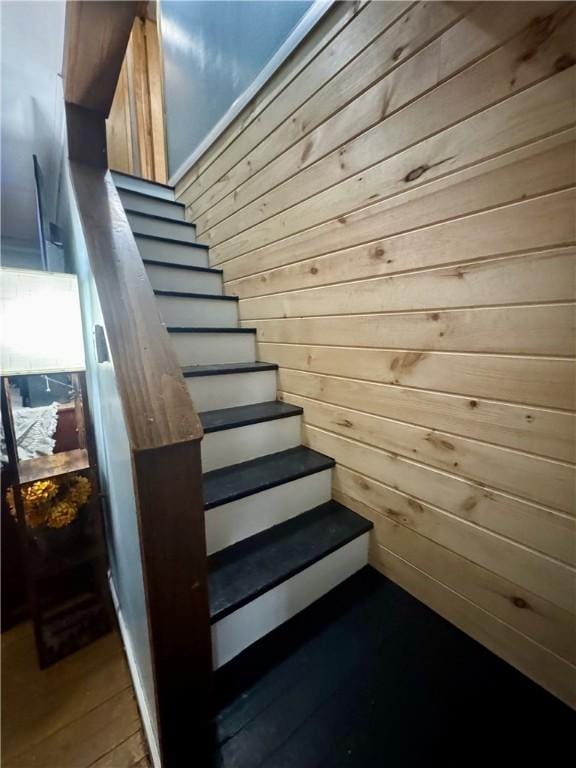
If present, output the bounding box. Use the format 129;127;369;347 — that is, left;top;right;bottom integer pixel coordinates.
133;441;214;766
177;1;576;704
63;1;143;116
69;163;202;450
196;3;575;241
1;625;149;767
369;539;576;710
106;17;167;182
175;1;367;199
145;19;168;184
222;129;575;285
335;483;576;667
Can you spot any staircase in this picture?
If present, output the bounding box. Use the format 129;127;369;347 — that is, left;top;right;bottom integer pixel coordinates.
112;171;373;668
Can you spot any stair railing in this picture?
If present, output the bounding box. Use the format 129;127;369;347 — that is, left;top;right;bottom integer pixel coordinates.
63;3;213;765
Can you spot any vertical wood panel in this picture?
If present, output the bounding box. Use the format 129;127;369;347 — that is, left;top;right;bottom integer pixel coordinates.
106;16;167;181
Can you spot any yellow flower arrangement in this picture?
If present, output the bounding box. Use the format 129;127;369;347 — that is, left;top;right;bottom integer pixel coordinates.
6;474;92;529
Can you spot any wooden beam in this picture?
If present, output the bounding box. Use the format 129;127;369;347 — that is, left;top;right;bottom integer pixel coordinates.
63;1;144;117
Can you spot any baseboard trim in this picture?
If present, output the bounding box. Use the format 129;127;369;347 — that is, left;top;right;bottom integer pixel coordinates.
108;574;162;768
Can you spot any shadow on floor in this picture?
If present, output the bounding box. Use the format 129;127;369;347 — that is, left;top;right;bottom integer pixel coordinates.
214;566;575;768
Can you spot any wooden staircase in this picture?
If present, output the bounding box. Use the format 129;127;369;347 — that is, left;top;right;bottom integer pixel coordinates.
112;170;372;668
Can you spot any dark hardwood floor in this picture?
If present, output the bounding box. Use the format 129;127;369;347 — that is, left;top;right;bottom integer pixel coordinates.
214;566;575;768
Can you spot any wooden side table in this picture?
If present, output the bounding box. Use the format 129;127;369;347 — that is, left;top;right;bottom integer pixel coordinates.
1;372;112;667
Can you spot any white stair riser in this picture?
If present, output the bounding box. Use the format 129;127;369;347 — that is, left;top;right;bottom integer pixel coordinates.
112;173;175;201
145;264;222;294
119;189;184;221
202;416;301;472
212;533;369;668
206;470;332;555
156;296;238;327
128;212;196;242
185;369;277;411
136;237;209;268
170;332;256;366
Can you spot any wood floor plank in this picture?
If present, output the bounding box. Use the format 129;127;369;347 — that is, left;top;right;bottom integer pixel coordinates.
1;625;131;760
1;626;148;768
4;688;141;768
89;731;149;768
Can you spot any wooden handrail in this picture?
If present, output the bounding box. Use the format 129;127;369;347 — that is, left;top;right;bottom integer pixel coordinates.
68;160;203;450
63;3;213;765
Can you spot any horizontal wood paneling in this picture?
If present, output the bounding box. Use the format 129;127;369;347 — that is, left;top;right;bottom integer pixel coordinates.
260;343;575;410
197;3;575;241
178;1;576;705
368;536;576;708
193;0;472;226
333;478;576;667
223;130;575;285
175;2;367;195
277;369;575;463
286;394;575;514
209;69;576;262
304;425;576;585
177;1;411;204
249;303;574;356
238;249;576;317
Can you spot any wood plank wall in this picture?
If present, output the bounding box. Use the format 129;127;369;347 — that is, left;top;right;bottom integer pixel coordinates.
176;1;576;707
107;16;167;183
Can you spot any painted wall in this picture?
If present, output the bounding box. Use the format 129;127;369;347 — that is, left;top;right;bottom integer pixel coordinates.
177;1;576;707
0;0;66;258
159;0;313;177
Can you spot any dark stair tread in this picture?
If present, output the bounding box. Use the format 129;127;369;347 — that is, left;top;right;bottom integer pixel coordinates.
144;259;221;274
203;446;334;510
200;401;302;434
208;500;372;622
135;233;209;249
124;208;196;227
168;326;256;334
182;362;277;378
154;290;237;301
112;170;175;190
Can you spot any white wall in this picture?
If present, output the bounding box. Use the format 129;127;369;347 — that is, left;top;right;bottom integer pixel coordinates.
1;0;66;254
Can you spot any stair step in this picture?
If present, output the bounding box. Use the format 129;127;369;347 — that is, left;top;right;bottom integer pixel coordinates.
155;291;238;326
205;467;331;555
200;401;301;472
145;261;222;294
112;170;175;201
200;400;301;433
118;188;185;221
203;446;334;510
127;209;197;242
136;234;209;268
183;362;278;411
168;327;257;366
208;500;372;623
